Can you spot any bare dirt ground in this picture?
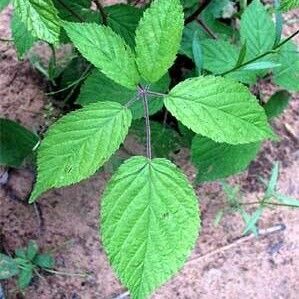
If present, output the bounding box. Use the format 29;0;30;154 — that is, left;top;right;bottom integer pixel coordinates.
1;3;299;299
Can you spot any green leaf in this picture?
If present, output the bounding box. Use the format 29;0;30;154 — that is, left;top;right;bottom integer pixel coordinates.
164;76;275;145
241;61;281;71
53;0;99;23
201;9;234;37
0;254;19;279
180;21;208;58
240;0;276;59
243;207;263;235
264;90;291;119
130;120;181;158
135;0;184;83
11;12;37;59
0;0;10;11
213;209;224;227
273;41;299;91
192;31;203;75
101;156;200;299
178;122;195;147
26;241;39;260
34;254;55;269
63;22;140;90
274;0;283;45
17;266;33;289
106;4;143;48
280;0;299;11
266;162;280;197
0;118;39;168
13;0;61;44
273;193;299;207
29;101;132;203
235;42;247;67
15;249;27;259
240;209;258;236
77;69;170;119
192;135;261;182
221;181;240;207
200;39;257;84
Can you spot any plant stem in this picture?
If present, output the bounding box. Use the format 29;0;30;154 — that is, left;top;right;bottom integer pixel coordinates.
125;96;139;108
147;90;167;97
220;29;299;76
196;18;217;39
56;0;85;22
142;93;152;159
0;38;13;42
46;65;92;96
94;0;108;25
44;268;88;278
184;0;213;25
241;201;298;209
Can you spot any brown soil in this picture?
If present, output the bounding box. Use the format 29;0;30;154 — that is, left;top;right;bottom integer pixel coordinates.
1;3;299;299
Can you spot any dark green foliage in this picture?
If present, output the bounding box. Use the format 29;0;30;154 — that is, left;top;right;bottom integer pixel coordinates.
0;118;39;168
0;241;55;290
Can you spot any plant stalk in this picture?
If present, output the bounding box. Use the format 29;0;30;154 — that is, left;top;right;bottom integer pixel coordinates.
142;93;152;159
184;0;213;25
94;0;108;25
220;29;299;76
56;0;84;22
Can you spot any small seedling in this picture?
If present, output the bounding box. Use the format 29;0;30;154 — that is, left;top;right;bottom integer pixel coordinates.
0;240;55;291
218;162;299;236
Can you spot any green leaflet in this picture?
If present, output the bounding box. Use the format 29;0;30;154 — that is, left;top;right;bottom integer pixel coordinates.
192;135;261;182
280;0;299;11
264;90;291;119
180;22;208;58
29;102;132;203
53;0;99;23
240;0;276;59
243;207;263;235
101;156;199;299
106;4;143;48
63;22;140;90
192;31;203;75
18;266;33;289
33;254;55;269
135;0;184;83
0;254;19;279
200;39;257;84
164;76;275;145
11;12;37;59
273;41;299;91
0;118;39;168
13;0;61;44
0;0;10;11
77;69;170;119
